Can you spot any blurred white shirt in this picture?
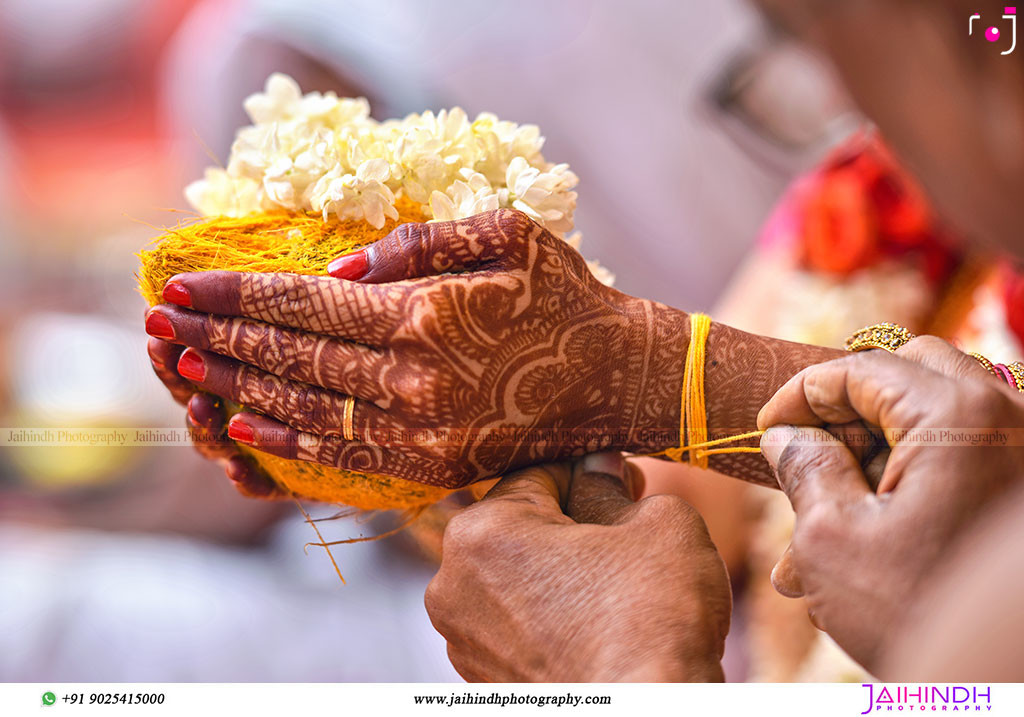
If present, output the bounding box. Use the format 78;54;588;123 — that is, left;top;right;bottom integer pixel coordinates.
0;518;459;681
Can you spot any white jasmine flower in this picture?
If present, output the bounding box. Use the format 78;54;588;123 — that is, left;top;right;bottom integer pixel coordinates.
262;156;298;206
242;73;372;126
185;168;263;216
243;73;304;124
471;113;545;185
500;157;578;235
226;124;277;179
188;73;586;241
429;170;499;222
388;108;479;203
314;158;398;229
259;126;341;210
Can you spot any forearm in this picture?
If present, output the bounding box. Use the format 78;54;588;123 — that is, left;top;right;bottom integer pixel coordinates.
704;320;844;485
624;304;844;487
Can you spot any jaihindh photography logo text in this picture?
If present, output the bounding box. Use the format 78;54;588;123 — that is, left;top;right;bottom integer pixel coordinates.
861;684;993;713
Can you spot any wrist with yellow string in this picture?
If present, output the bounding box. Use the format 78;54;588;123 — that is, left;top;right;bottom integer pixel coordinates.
637;318;1024;476
643;313;766;466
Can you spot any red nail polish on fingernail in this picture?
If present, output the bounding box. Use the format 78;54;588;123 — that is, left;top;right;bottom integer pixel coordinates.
228;420;255;444
163;282;192;307
328;250;368;280
177;350;206;382
145;310;175;340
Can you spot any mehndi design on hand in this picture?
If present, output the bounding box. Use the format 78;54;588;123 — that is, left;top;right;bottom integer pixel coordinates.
147;209;692;488
147;208;844;489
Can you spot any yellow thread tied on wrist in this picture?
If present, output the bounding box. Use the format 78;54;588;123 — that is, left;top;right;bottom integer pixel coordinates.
657;313;764;466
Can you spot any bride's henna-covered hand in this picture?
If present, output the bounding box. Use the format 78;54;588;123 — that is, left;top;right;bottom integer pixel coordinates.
146;209;842;489
146;335;283;498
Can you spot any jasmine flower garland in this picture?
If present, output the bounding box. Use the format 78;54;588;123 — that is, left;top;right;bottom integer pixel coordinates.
186;73;580;238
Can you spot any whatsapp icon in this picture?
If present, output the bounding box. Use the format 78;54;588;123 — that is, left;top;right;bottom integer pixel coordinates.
42;692;56;706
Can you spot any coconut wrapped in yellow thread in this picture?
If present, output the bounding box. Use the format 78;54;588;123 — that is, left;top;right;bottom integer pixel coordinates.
138;198;452;510
138;73;585;510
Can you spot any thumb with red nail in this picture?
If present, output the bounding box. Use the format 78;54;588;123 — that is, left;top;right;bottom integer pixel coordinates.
326;210;538;283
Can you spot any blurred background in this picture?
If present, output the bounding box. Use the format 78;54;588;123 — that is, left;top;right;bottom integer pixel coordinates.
0;0;862;681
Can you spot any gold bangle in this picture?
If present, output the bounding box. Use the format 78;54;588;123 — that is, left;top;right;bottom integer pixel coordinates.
844;323;917;353
1006;362;1024;393
969;352;999;377
342;395;356;441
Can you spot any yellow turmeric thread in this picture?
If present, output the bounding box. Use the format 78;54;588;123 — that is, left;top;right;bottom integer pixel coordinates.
304;506;427;549
138;201;454;512
295;498;346;585
135;197;427;307
656;313;764;465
